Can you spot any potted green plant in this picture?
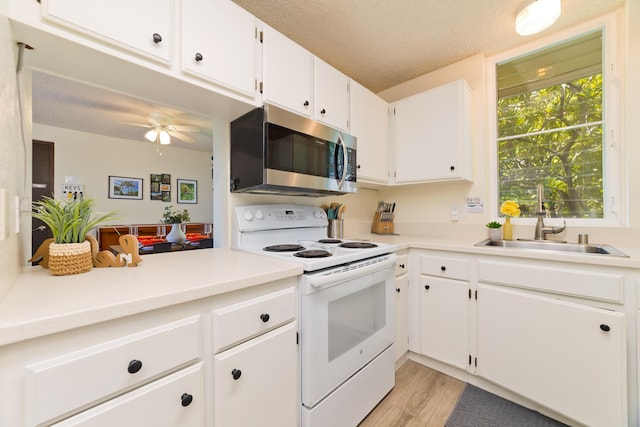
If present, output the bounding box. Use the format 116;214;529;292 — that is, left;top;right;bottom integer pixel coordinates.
161;205;191;243
32;196;119;275
486;221;502;241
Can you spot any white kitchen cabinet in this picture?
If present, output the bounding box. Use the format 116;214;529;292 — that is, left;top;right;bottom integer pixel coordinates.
262;24;314;117
314;57;350;131
212;286;297;427
181;0;258;97
392;79;472;184
419;275;469;370
41;0;173;64
350;80;389;183
477;283;626;427
52;363;204;427
394;251;409;361
214;323;297;427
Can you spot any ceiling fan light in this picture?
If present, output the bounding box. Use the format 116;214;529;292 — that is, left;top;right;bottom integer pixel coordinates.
159;130;171;145
144;128;158;142
516;0;561;36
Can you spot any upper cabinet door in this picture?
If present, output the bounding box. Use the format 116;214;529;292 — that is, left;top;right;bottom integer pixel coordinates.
181;0;258;97
314;58;349;132
350;80;389;183
42;0;173;64
262;24;313;117
393;79;472;184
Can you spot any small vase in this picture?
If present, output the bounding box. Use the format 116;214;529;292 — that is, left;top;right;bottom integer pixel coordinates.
488;228;502;241
503;217;513;240
166;223;186;243
48;240;93;275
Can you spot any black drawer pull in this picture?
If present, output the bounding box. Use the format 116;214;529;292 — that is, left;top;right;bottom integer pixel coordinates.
260;313;270;322
399;264;405;268
600;324;611;332
424;285;430;290
152;33;162;44
440;265;446;271
320;108;326;115
395;288;401;293
127;359;143;374
232;369;242;380
181;393;193;407
195;52;203;62
303;100;310;107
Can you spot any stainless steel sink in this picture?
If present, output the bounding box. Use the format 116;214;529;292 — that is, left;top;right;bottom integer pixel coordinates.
475;239;629;257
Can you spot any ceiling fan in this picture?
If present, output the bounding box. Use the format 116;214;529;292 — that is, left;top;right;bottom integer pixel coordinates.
129;112;200;145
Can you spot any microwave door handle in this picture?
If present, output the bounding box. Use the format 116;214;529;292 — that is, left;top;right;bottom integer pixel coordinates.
337;134;347;190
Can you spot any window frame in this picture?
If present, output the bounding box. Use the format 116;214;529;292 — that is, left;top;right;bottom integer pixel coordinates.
487;12;623;227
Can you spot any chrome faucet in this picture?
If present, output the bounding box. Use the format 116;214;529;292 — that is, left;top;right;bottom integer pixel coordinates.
534;184;566;240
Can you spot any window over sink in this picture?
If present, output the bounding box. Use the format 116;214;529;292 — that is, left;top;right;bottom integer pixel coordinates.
491;15;621;224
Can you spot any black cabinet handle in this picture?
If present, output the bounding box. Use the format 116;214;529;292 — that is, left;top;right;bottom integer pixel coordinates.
320;108;326;115
399;264;405;269
152;33;163;44
395;288;400;293
424;285;430;290
181;393;193;407
357;164;361;169
600;324;611;332
195;52;203;62
232;369;242;380
303;100;310;107
440;265;446;271
127;359;143;374
260;313;270;322
450;165;455;171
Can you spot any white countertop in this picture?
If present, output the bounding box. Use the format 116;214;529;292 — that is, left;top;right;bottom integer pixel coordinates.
2;235;639;348
0;249;302;347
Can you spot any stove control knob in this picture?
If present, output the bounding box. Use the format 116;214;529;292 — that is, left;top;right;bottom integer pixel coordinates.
255;209;264;220
243;210;254;221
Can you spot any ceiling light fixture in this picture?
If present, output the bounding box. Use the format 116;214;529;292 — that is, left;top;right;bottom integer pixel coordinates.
159;130;171;145
516;0;561;36
144;128;158;142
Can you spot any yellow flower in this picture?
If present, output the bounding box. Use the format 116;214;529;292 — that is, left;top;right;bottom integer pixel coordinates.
500;200;521;218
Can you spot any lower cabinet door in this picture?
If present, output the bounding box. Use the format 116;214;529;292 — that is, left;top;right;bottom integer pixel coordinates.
477;284;626;427
52;363;203;427
214;322;297;427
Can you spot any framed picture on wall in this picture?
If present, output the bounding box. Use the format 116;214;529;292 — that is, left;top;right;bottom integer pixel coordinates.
150;174;163;200
177;179;197;204
108;176;143;200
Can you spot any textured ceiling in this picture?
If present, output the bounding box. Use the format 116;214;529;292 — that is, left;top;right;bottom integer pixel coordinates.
234;0;624;92
32;0;625;148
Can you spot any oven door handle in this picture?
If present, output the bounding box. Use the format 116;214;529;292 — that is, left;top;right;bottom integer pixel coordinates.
306;254;396;289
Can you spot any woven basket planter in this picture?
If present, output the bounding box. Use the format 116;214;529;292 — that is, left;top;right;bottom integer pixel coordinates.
48;241;93;276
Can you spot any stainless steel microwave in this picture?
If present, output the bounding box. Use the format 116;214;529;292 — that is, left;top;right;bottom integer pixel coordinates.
230;104;357;196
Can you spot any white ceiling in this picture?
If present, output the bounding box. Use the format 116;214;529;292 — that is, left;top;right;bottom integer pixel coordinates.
32;0;624;148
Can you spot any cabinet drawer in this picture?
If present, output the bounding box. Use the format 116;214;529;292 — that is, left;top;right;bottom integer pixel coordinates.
212;287;296;353
477;259;624;303
53;363;204;427
421;255;470;280
395;253;408;277
26;316;200;426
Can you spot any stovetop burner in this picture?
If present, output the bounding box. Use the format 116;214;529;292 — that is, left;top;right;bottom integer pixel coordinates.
318;239;342;244
264;244;306;252
339;242;378;249
294;249;332;258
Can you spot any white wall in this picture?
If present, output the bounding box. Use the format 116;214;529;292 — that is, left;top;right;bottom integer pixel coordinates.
32;124;214;225
0;16;30;299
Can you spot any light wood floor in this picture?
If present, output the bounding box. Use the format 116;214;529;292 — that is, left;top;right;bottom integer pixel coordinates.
359;359;466;427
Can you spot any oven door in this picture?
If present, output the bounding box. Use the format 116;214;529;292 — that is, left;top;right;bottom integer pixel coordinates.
299;256;395;408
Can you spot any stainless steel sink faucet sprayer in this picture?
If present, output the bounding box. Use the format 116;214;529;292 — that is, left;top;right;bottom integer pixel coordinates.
534;184;566;240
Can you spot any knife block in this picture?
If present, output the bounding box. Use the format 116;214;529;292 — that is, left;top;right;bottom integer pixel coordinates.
371;212;394;234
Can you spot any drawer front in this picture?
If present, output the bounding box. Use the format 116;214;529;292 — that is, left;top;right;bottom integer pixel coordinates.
477;259;624;303
212;287;296;353
395;253;408;277
26;316;201;426
53;363;204;427
421;255;470;281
